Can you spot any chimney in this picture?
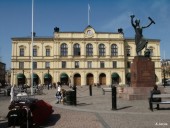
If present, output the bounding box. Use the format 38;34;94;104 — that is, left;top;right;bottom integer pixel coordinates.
118;28;123;34
54;27;60;32
31;32;36;37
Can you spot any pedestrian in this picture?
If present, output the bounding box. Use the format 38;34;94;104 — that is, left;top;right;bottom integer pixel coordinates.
56;85;62;104
149;85;161;110
10;85;14;103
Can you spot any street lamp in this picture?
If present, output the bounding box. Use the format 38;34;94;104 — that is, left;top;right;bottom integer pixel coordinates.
47;67;50;90
163;61;166;87
11;68;14;86
22;69;25;85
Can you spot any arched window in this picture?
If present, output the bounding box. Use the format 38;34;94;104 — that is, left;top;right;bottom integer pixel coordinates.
126;46;131;56
20;48;24;56
86;43;93;56
111;44;118;56
99;44;105;56
33;48;37;56
19;45;25;56
148;46;154;56
60;43;68;56
74;43;80;56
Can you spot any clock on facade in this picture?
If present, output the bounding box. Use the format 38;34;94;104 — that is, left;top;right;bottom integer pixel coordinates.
87;30;93;35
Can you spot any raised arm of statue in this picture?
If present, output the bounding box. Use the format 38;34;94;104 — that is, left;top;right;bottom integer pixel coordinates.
142;17;155;29
130;15;136;28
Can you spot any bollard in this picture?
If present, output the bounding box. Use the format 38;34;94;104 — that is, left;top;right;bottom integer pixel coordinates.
89;84;92;96
112;86;117;110
72;86;77;106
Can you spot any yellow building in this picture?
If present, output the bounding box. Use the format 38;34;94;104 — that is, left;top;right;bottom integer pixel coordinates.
11;26;161;86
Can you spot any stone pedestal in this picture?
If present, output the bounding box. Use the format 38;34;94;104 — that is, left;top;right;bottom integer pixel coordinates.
131;56;155;87
121;56;161;100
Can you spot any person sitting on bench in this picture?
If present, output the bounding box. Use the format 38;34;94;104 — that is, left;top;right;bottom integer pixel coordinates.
149;85;161;110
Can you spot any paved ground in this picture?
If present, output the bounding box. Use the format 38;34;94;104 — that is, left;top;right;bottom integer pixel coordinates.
0;85;170;128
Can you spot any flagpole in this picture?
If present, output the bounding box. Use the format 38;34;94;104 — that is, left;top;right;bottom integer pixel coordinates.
88;4;90;25
31;0;34;95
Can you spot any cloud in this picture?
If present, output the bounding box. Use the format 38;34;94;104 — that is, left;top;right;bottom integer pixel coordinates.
150;1;169;20
101;12;132;32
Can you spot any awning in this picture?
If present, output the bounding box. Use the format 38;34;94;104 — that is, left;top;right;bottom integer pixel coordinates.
44;73;51;79
17;73;25;79
33;73;38;79
112;73;119;79
126;73;131;80
60;73;68;78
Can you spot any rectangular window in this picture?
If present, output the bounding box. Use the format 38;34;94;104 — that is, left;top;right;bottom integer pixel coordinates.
33;48;37;56
33;62;37;69
127;49;130;56
100;61;105;68
127;61;131;68
112;61;117;68
19;62;24;69
87;61;92;68
20;48;24;56
149;49;153;56
62;61;66;68
46;49;50;56
75;61;79;68
45;62;50;68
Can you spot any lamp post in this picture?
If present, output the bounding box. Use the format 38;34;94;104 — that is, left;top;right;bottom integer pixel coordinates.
163;61;166;87
69;75;72;88
22;69;25;85
47;67;50;90
11;68;14;86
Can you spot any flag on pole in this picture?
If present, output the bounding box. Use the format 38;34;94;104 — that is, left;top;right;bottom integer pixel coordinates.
88;4;91;12
88;4;91;25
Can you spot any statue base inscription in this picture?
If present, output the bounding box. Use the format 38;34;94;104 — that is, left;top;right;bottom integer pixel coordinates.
131;56;155;87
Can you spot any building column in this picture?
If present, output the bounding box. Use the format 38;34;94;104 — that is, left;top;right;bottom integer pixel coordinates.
94;71;99;84
56;42;60;59
94;42;98;58
106;42;110;58
81;71;86;86
68;42;73;58
56;72;60;83
107;71;111;86
120;70;125;85
53;71;57;83
81;42;85;58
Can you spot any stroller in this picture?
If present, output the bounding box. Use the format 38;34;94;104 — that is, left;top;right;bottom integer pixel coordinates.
7;98;53;127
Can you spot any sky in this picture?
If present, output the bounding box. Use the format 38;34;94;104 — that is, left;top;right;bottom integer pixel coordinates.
0;0;170;69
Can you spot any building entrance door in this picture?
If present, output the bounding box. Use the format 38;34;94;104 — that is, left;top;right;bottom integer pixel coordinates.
86;73;94;85
99;73;106;85
74;74;81;86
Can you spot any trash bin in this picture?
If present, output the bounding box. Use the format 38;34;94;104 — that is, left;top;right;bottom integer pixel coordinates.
65;90;74;105
7;88;11;96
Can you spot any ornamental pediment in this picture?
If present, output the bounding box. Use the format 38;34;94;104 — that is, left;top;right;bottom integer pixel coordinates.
84;25;95;38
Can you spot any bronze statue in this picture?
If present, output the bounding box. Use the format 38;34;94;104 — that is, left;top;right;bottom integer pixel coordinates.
130;15;155;55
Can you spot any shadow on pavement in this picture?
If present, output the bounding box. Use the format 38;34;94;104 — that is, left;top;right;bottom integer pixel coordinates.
76;103;93;106
0;120;8;128
117;106;132;110
41;114;61;127
157;107;170;110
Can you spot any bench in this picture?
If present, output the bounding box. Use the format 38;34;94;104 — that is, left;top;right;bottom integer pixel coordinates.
102;88;111;95
149;94;170;111
0;90;6;96
16;92;28;99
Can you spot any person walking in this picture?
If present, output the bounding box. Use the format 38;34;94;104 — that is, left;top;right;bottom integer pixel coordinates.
56;85;62;104
10;85;14;103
